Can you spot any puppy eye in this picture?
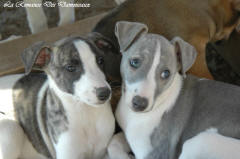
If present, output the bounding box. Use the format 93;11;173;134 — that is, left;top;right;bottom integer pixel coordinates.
129;58;141;68
161;70;170;79
65;65;76;72
97;56;104;65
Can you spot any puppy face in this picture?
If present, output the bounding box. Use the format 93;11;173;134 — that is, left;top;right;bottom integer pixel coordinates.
47;37;111;107
21;37;112;107
120;34;178;112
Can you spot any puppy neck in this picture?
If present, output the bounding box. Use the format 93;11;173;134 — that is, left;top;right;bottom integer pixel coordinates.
47;76;85;109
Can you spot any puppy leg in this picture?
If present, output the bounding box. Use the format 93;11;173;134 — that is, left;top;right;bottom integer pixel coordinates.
0;120;24;159
179;129;240;159
108;132;134;159
0;119;47;159
58;0;75;26
21;136;47;159
55;132;90;159
24;0;48;34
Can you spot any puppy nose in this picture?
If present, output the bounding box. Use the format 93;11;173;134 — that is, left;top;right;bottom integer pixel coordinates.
96;87;111;101
132;96;148;111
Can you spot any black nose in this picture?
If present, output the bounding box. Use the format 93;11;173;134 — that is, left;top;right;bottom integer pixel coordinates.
96;87;111;101
132;96;148;111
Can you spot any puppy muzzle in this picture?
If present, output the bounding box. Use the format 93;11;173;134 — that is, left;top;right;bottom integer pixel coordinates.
131;95;149;112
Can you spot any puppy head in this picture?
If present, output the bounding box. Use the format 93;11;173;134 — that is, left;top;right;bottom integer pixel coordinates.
21;37;111;107
115;21;197;112
87;32;122;83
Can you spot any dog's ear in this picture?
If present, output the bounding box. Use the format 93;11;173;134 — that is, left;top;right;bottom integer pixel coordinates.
87;32;118;54
171;37;197;77
21;41;51;75
115;21;148;52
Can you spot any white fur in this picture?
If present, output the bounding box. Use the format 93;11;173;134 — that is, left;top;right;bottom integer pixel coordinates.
46;39;115;158
125;42;161;112
0;74;47;159
116;73;183;159
0;74;24;120
179;128;240;159
0;119;25;159
108;132;133;159
73;40;111;106
48;76;115;159
36;80;55;158
0;68;115;159
0;39;115;159
0;75;50;159
0;119;46;159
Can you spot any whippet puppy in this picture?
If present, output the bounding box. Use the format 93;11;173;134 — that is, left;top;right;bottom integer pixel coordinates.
0;36;115;159
93;0;240;79
108;21;240;159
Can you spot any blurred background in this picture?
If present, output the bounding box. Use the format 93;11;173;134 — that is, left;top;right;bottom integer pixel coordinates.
1;0;240;85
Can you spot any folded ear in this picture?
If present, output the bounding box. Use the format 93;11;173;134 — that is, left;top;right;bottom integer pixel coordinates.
171;37;197;77
21;41;51;75
115;21;148;52
87;32;119;53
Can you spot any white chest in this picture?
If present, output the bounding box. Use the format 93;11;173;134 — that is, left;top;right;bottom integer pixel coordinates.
116;74;182;159
59;101;115;159
116;98;165;159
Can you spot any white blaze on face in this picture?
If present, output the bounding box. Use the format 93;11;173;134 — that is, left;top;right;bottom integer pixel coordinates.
125;42;161;112
73;40;111;106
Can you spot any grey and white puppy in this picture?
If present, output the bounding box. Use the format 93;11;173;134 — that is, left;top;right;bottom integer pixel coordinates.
108;21;240;159
0;36;115;159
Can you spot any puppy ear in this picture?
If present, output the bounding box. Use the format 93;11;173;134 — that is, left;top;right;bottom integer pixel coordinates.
115;21;148;52
171;37;197;77
87;32;119;54
21;41;51;75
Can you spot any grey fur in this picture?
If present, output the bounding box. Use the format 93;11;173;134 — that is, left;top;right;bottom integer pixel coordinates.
13;73;51;157
46;89;68;144
46;37;84;94
147;75;240;159
171;37;197;77
117;22;240;158
120;34;159;84
21;41;51;75
117;22;197;106
21;37;85;94
121;35;178;109
115;21;148;52
11;36;106;158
